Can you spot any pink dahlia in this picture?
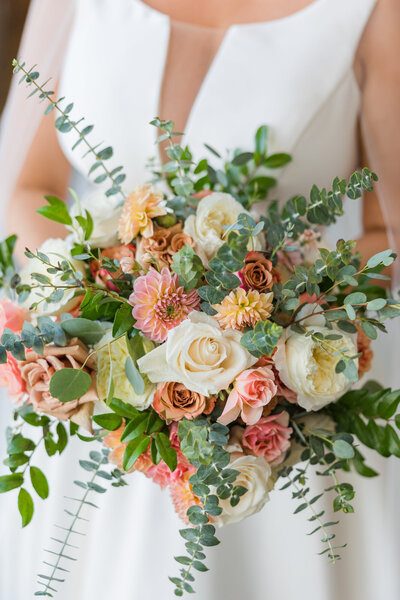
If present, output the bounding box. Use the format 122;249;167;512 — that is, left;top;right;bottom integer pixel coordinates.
129;267;200;342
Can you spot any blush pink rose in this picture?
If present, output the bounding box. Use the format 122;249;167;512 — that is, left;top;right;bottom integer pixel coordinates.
242;411;292;465
0;355;25;402
0;299;25;334
218;367;277;426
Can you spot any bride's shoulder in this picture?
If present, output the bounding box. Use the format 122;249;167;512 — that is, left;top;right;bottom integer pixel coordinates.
359;0;400;55
355;0;400;86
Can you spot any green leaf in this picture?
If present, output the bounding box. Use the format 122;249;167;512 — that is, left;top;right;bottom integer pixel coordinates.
120;413;149;443
361;321;377;340
49;368;92;403
30;466;49;499
112;304;135;338
122;435;151;471
18;488;34;527
36;196;72;225
56;422;68;453
0;473;24;493
92;413;123;431
366;298;387;311
332;439;355;459
171;245;205;291
344;292;367;306
155;432;178;472
255;125;268;157
61;318;105;345
231;152;254;166
125;356;145;395
367;249;393;269
109;398;139;420
352;454;378;478
240;320;283;358
263;153;291;168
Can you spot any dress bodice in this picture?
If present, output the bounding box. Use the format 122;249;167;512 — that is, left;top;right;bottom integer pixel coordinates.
59;0;377;237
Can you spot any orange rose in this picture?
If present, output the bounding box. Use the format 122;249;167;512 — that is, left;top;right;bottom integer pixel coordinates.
153;382;215;421
137;223;194;270
239;251;281;292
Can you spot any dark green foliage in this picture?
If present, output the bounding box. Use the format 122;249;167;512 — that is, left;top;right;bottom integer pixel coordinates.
329;383;400;459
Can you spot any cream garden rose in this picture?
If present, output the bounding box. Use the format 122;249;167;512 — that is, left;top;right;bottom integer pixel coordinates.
96;331;156;410
274;304;358;411
217;455;272;526
184;192;265;264
69;191;122;248
19;238;83;316
137;312;257;397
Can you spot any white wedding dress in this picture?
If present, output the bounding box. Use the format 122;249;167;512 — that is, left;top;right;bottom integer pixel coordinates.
1;1;399;599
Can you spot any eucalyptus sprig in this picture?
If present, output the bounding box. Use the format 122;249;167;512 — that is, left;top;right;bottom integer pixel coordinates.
264;168;378;254
35;448;126;598
12;59;127;200
171;418;244;596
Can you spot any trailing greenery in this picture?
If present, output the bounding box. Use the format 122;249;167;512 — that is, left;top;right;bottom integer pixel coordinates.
171;418;244;596
151;122;291;213
12;60;127;200
0;404;67;528
35;447;126;597
328;382;400;459
264;168;378;255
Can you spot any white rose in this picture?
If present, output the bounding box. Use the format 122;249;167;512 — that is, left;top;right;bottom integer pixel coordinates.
96;331;156;410
274;304;358;411
217;455;272;527
184;192;265;265
19;238;83;316
137;312;257;396
69;190;122;248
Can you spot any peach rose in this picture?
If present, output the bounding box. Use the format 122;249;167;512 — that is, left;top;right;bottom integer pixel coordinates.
239;251;280;292
19;338;98;431
256;354;298;404
242;411;292;465
218;366;277;426
136;223;194;270
0;299;25;334
153;381;215;421
104;423;153;474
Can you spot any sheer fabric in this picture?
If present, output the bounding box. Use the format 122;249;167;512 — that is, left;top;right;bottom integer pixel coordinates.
0;0;74;231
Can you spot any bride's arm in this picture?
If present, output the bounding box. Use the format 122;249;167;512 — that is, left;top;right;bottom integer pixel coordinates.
356;0;400;270
6;111;71;262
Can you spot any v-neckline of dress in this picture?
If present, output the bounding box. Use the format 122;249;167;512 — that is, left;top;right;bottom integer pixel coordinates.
135;0;328;153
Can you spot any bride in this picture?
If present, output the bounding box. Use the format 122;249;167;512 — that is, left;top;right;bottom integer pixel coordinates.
0;1;399;599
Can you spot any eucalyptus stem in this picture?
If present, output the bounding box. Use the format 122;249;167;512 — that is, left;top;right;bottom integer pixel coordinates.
285;471;338;564
36;453;106;597
12;60;126;201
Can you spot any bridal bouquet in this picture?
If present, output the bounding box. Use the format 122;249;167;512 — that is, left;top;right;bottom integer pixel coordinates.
1;60;400;598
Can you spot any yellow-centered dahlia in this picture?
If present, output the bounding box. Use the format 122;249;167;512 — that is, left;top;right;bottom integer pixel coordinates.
213;288;274;330
117;185;167;243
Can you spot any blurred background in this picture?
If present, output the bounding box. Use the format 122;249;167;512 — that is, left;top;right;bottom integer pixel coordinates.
0;0;30;114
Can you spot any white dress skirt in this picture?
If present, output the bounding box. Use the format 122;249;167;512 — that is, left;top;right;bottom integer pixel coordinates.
1;0;399;598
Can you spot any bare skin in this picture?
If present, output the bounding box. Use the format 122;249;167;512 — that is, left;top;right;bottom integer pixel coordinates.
7;0;400;272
